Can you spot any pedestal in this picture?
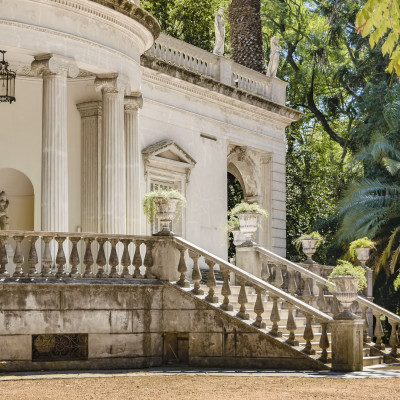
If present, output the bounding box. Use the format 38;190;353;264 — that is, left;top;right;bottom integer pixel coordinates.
331;319;364;372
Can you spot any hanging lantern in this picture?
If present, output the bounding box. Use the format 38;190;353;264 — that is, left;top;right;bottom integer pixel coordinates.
0;51;16;104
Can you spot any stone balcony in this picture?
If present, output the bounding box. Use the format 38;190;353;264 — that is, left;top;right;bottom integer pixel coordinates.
142;33;291;111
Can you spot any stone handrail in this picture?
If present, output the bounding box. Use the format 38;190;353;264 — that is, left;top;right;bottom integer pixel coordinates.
173;236;332;362
145;33;287;105
255;245;400;357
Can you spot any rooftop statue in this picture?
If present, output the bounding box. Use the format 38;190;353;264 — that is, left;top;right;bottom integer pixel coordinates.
0;191;9;230
213;7;225;56
266;36;281;78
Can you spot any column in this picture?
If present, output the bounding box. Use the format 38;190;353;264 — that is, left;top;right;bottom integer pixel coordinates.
125;94;143;234
76;101;102;232
261;154;272;250
95;74;129;234
31;54;79;232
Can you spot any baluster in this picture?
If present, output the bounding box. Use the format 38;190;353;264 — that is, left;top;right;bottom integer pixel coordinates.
133;240;143;278
316;282;326;312
287;269;297;296
13;235;25;277
285;302;298;345
205;259;218;303
108;238;120;278
236;278;249;319
27;236;40;277
389;321;399;357
41;236;53;277
253;286;266;329
220;266;233;311
261;260;270;282
96;238;107;278
69;237;81;278
176;245;189;287
302;276;312;304
373;312;385;350
273;264;284;288
302;314;315;355
318;321;330;363
144;240;155;279
0;236;9;277
55;237;67;278
331;295;340;316
360;305;371;343
120;239;133;279
269;295;282;336
188;250;203;295
83;238;94;278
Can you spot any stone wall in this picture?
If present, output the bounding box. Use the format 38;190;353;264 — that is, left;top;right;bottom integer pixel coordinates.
0;281;327;371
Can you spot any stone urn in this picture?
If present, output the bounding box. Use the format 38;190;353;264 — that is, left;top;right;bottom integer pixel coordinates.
232;229;246;247
355;247;371;268
237;212;259;246
300;238;319;264
153;196;181;236
330;276;359;320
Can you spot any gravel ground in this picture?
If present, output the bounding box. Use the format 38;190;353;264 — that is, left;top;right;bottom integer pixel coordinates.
0;375;399;400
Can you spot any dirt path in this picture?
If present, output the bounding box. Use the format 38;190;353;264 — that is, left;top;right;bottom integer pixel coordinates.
0;376;398;400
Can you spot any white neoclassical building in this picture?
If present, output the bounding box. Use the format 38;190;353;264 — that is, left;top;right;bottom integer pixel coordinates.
0;0;300;258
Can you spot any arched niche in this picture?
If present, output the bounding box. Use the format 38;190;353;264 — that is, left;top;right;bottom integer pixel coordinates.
0;168;34;230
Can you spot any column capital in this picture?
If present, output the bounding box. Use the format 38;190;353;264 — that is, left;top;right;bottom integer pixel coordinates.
124;93;143;111
261;153;273;164
76;101;102;118
95;73;131;95
31;54;79;78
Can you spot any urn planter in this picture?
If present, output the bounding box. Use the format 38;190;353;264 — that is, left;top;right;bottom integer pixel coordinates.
300;238;319;264
355;247;371;268
237;212;259;246
232;229;246;247
330;276;359;320
153;196;181;236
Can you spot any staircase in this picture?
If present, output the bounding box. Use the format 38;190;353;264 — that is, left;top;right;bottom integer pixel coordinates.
199;284;384;368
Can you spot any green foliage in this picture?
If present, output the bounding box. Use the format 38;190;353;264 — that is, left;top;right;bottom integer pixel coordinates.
227;173;244;259
394;273;400;290
356;0;400;78
142;189;186;224
328;260;368;292
229;202;268;219
141;0;231;52
348;237;375;258
226;215;240;233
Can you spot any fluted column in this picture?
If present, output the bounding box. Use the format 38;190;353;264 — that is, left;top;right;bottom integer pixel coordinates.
31;54;79;231
77;102;102;232
95;74;130;234
125;94;143;234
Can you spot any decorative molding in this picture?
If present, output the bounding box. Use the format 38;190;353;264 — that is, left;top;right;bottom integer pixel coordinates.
31;54;79;78
76;101;102;118
95;73;131;95
124;93;143;111
142;139;196;183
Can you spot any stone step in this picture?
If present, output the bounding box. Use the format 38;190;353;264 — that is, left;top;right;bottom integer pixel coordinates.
363;355;384;367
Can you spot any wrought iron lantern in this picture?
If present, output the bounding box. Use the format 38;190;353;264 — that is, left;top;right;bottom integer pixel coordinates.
0;50;16;104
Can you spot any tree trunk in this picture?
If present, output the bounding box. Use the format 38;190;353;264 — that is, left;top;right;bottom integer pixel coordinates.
228;0;265;73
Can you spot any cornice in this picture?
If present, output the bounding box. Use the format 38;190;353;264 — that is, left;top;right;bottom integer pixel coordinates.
140;54;302;126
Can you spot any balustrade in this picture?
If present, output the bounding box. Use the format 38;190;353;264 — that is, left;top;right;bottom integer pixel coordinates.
0;231;160;280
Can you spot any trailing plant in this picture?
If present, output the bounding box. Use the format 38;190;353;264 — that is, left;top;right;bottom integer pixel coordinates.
226;215;240;233
328;260;367;292
294;231;324;251
229;202;268;219
142;189;186;224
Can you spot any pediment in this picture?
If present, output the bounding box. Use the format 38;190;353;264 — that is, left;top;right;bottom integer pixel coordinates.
142;139;196;166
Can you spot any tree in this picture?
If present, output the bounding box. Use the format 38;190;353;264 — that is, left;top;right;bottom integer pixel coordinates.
228;0;265;72
356;0;400;79
141;0;231;52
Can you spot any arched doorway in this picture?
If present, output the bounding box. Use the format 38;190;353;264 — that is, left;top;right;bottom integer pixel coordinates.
0;168;34;230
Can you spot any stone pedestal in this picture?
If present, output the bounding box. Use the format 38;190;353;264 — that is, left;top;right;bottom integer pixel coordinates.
125;94;143;235
31;54;79;232
331;319;364;372
151;240;180;281
236;246;262;282
95;74;129;234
